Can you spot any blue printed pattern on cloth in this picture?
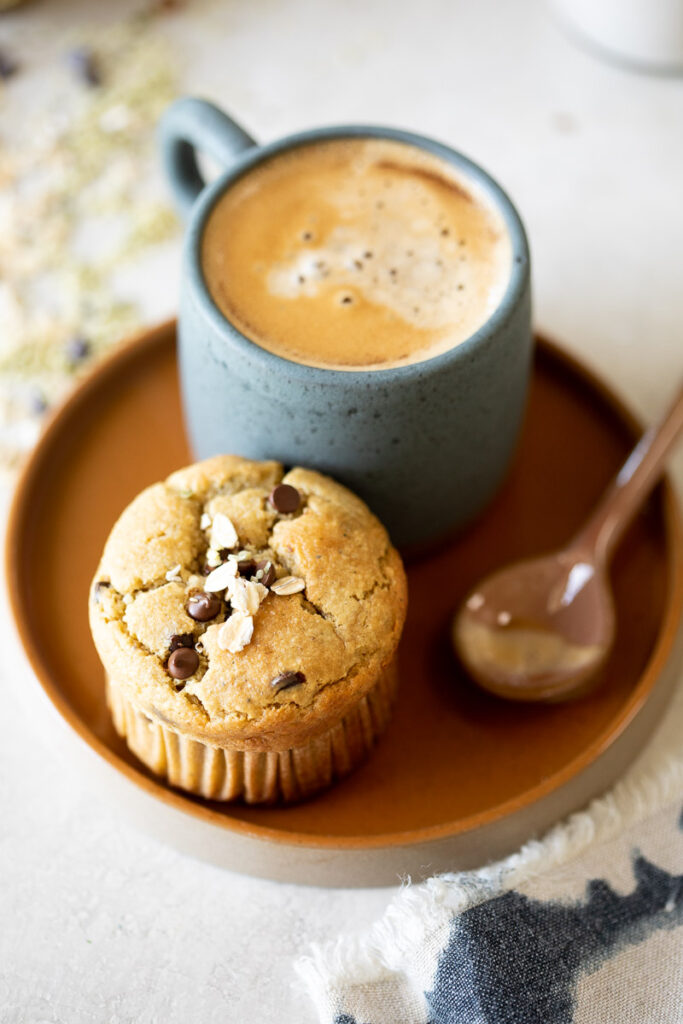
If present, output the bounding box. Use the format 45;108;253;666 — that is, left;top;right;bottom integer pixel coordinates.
424;855;682;1024
303;798;683;1024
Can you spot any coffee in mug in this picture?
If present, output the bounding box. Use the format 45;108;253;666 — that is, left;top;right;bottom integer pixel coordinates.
201;138;512;371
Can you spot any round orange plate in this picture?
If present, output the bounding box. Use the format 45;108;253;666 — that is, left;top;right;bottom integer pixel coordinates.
6;323;682;886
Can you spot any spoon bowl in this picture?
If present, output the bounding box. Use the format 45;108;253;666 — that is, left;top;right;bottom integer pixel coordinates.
453;551;615;702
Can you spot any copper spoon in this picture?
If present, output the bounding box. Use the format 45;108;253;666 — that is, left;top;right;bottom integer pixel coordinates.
453;379;683;703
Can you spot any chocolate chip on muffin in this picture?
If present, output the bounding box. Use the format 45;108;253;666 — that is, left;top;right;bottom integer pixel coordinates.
187;592;221;622
168;633;195;653
92;579;111;603
254;559;276;588
268;483;301;514
167;646;199;683
271;671;306;693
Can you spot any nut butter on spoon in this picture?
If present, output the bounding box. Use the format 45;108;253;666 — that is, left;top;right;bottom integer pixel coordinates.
453;379;683;703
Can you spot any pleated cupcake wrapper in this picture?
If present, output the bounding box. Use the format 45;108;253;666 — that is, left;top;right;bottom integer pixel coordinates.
106;663;398;804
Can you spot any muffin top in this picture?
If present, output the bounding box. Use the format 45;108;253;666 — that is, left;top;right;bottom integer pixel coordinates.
89;455;407;748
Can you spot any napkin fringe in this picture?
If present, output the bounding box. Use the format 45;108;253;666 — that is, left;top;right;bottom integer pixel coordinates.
296;750;683;1013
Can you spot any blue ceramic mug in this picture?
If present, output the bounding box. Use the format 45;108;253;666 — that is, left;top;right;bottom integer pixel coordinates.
159;97;532;549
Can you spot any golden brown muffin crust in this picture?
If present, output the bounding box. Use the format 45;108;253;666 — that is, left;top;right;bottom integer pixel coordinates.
90;456;407;749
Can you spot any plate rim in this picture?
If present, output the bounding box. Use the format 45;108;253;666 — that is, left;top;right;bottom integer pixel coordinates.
6;320;683;851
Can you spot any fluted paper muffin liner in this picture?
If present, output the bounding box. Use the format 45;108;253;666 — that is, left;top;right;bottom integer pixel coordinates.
106;660;398;804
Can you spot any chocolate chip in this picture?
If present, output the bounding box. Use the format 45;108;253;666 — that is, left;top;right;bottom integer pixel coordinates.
255;560;276;588
270;671;306;693
0;47;19;81
92;579;110;603
187;592;221;622
169;633;194;653
67;47;101;87
167;646;198;680
237;558;256;577
65;336;91;365
269;483;300;514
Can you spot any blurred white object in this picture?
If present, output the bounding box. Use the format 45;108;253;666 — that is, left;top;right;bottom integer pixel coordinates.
552;0;683;71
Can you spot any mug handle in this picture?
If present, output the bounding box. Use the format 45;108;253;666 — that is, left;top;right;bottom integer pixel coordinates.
159;97;257;218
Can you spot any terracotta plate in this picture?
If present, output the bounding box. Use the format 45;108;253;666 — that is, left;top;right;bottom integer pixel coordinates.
7;323;683;886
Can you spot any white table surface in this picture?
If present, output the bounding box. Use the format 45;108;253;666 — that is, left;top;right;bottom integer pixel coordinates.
1;1;682;1021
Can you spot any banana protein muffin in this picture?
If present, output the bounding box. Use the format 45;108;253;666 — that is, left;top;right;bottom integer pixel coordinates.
89;455;407;803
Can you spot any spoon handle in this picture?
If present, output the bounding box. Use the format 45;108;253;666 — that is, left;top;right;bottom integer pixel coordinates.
572;379;683;564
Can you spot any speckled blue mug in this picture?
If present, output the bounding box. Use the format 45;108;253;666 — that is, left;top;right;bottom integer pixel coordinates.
159;98;532;548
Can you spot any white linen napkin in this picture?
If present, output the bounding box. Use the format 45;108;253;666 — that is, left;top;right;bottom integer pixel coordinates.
298;695;683;1024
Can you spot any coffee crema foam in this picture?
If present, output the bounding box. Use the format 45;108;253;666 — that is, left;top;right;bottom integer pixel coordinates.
202;138;512;370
